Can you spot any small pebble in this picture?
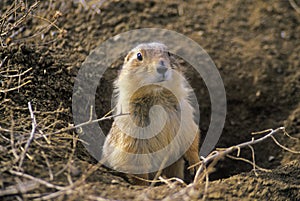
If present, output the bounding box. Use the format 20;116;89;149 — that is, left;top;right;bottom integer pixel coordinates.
280;31;286;39
268;156;275;162
111;179;119;184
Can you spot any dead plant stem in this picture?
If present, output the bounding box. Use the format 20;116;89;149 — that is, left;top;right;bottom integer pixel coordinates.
18;102;37;168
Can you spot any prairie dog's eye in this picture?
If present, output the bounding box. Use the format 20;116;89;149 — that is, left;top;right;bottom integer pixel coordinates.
137;52;143;61
167;51;171;57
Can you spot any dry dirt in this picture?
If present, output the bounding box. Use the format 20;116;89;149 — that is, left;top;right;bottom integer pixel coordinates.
0;0;300;200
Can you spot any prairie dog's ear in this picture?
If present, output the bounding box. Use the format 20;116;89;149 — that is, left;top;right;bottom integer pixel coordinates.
124;51;134;63
169;54;180;69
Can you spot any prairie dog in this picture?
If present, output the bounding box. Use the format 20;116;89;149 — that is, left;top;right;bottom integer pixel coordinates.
102;42;200;185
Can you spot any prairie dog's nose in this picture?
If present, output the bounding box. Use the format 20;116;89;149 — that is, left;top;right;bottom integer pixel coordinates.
157;65;168;74
159;60;165;66
157;60;168;74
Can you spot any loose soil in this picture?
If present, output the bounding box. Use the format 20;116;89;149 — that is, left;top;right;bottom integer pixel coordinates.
0;0;299;200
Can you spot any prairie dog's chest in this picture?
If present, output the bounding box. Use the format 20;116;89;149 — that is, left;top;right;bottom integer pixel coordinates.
128;86;180;127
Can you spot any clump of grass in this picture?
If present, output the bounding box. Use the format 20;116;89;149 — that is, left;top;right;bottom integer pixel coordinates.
0;0;66;47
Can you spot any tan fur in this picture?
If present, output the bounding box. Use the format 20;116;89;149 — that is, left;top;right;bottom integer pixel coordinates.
102;42;200;185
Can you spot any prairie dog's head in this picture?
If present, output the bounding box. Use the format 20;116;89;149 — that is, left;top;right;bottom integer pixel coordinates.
118;42;177;86
114;42;190;112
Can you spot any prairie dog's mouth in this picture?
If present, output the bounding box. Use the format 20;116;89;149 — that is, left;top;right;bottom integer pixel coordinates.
156;70;171;83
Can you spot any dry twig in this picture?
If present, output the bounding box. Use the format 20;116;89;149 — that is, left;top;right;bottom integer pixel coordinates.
162;127;299;200
9;170;65;191
289;0;300;14
0;80;32;93
41;151;54;181
270;135;300;154
18;102;37;168
226;155;271;172
0;1;40;38
0;180;39;197
46;105;129;135
0;56;8;68
191;127;287;182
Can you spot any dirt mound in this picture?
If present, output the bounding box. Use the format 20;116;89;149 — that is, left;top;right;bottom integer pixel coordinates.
1;0;299;200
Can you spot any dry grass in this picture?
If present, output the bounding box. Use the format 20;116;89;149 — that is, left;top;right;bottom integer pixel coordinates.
0;0;67;47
